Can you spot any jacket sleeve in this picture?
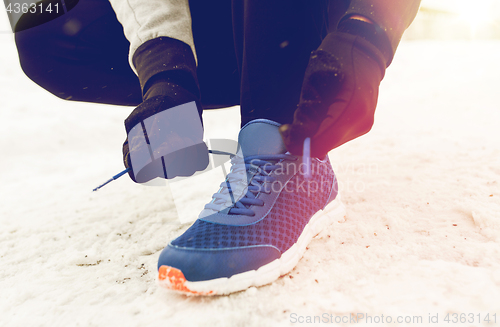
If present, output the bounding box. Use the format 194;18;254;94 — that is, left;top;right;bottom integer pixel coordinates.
342;0;421;65
107;0;196;74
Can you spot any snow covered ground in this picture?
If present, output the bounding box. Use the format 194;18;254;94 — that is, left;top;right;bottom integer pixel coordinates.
1;14;500;327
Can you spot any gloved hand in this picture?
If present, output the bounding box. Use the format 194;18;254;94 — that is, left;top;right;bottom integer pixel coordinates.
123;95;209;183
122;37;209;183
279;21;388;158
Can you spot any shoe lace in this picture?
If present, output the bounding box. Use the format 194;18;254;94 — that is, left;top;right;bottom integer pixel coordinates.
203;152;297;216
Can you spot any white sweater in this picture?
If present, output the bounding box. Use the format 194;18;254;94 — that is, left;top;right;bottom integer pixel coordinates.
108;0;196;74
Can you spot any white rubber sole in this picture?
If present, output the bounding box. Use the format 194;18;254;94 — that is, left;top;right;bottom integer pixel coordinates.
158;194;346;295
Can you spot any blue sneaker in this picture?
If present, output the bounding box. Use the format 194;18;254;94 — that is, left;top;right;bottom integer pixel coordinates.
157;119;346;295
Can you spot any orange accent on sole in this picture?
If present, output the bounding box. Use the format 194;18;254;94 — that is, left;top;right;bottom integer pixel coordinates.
158;265;214;295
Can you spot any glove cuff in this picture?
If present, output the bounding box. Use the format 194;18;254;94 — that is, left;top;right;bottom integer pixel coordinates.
318;31;387;79
133;37;200;101
337;17;393;67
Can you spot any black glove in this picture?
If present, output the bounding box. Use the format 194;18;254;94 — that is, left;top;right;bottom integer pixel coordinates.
279;19;389;158
123;37;209;183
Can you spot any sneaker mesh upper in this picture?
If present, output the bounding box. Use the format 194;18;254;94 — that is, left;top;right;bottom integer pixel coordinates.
171;159;335;253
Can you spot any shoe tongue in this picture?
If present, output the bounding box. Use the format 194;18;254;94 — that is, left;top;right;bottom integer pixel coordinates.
238;119;287;157
198;119;285;219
